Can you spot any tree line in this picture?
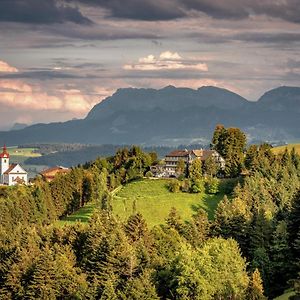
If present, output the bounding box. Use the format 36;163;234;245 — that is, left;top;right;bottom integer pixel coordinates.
1;129;300;298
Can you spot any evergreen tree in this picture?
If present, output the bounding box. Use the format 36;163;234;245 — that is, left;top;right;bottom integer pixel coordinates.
125;213;149;243
189;159;202;181
247;268;267;300
185;209;210;248
211;125;246;177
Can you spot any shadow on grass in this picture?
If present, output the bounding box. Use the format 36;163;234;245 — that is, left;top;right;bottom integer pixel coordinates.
191;192;225;220
61;203;97;223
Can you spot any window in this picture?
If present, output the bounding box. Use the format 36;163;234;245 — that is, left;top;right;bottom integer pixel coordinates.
4;159;6;163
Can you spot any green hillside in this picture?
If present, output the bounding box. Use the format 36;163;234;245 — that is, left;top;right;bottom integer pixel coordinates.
272;143;300;155
60;179;227;227
112;179;226;227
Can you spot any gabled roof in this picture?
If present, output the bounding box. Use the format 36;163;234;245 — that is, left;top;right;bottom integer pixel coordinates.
40;166;70;176
4;163;27;175
191;150;204;157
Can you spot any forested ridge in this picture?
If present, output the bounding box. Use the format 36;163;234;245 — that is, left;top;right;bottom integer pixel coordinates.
1;128;300;299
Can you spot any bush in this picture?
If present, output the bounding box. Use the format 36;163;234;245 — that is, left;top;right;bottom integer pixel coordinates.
168;180;181;193
181;179;191;192
205;177;220;194
178;174;185;181
145;171;154;178
190;179;205;194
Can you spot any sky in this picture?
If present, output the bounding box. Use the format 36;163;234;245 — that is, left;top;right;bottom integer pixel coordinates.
0;0;299;130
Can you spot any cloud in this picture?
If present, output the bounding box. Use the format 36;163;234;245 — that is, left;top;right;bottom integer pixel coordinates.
232;32;300;44
182;0;300;23
0;61;19;73
73;0;300;24
0;79;98;114
74;0;185;21
123;51;208;71
0;70;82;80
0;0;92;24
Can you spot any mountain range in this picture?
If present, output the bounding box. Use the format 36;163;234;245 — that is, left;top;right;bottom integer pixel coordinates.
1;85;299;146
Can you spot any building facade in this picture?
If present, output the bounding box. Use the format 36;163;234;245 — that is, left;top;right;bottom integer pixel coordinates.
164;149;225;177
0;145;28;186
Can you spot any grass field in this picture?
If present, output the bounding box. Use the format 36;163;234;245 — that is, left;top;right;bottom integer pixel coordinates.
272;143;300;155
58;202;99;225
59;179;227;227
8;146;41;164
112;179;226;227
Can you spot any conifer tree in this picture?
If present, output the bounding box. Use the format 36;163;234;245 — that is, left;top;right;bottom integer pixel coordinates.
125;213;149;243
247;269;267;300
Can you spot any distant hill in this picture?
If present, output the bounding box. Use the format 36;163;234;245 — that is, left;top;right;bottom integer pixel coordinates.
0;85;299;146
10;123;28;131
24;143;205;167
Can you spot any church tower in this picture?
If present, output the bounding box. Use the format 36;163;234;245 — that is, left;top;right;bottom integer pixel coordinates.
0;145;10;183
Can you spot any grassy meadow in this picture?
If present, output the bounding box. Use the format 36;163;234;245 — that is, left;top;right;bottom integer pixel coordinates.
60;178;227;227
8;146;41;164
272;143;300;155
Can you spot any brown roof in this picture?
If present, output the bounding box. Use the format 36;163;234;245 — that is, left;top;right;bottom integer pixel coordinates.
40;166;70;176
4;164;17;174
166;150;190;157
200;150;215;161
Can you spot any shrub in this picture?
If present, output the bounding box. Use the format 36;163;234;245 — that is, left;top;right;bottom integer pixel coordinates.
168;180;181;193
145;171;153;178
205;177;220;194
190;179;205;194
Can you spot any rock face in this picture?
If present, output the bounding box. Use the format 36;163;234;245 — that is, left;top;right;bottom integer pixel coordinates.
0;86;299;146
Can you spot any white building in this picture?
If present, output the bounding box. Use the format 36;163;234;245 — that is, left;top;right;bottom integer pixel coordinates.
164;149;225;177
0;145;28;186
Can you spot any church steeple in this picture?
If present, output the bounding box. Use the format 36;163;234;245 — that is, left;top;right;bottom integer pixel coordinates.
0;145;10;182
0;145;9;158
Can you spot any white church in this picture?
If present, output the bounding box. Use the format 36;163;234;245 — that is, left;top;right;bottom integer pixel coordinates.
0;145;28;186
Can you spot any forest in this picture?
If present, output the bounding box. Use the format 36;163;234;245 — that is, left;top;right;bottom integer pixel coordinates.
1;125;300;299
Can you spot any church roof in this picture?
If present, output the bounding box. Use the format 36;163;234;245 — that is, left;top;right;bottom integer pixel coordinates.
0;145;10;158
4;163;27;175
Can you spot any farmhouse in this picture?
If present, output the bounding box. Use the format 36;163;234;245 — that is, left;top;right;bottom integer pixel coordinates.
0;145;28;186
164;149;225;177
40;166;70;182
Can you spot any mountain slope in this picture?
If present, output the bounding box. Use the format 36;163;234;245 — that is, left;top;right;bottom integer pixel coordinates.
0;86;299;146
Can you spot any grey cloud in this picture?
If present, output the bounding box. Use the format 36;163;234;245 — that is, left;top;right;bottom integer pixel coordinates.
0;0;92;24
0;71;81;80
47;24;160;40
74;0;185;21
183;0;300;23
74;0;300;24
231;32;300;44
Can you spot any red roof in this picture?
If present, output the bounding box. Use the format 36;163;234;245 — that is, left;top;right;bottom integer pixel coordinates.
0;145;9;158
3;164;17;174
